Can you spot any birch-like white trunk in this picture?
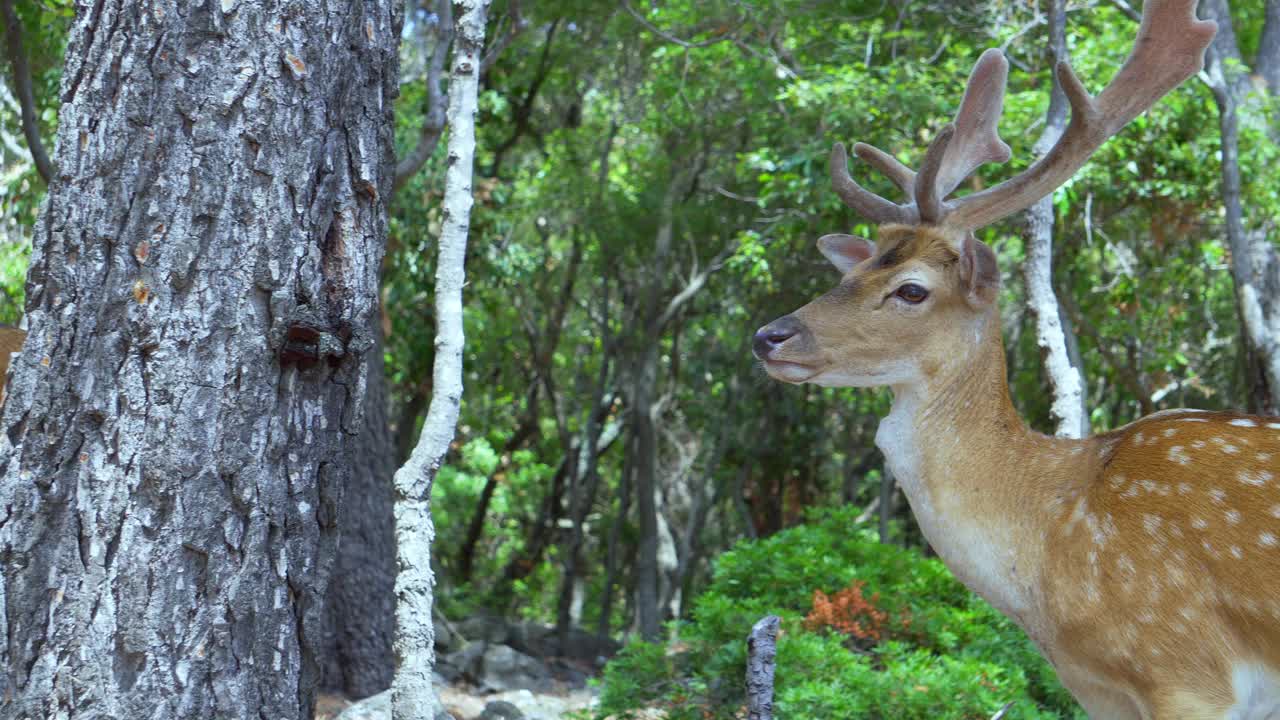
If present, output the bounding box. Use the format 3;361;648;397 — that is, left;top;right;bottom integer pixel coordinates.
391;1;488;717
1023;0;1088;438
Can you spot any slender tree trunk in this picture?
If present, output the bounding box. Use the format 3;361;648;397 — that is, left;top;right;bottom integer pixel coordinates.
1202;0;1280;415
391;2;487;717
0;0;52;183
321;315;396;698
1023;0;1088;437
597;437;632;640
631;340;662;641
878;465;896;544
0;0;399;716
630;180;682;643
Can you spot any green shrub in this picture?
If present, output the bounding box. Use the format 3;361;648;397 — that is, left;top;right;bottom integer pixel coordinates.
595;506;1085;720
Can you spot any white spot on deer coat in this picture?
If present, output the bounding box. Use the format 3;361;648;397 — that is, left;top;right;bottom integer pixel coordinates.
1230;418;1257;427
1168;446;1191;465
1239;469;1273;487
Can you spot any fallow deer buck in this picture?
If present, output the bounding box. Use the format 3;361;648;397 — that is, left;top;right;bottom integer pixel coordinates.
753;2;1280;717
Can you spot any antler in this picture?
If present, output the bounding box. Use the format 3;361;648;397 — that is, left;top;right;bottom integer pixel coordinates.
829;0;1216;232
829;49;1012;225
946;0;1216;230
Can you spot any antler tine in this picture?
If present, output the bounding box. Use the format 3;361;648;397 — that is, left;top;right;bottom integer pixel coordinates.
914;124;956;225
934;48;1012;199
946;0;1216;231
853;143;915;196
829;142;914;225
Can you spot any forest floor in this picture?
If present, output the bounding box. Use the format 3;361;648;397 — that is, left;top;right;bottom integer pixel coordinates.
316;680;600;719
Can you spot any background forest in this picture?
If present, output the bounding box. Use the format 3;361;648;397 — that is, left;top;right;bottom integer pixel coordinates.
2;0;1279;718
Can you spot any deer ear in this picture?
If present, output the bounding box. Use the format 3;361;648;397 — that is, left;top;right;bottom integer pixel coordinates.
958;234;1000;307
817;234;875;274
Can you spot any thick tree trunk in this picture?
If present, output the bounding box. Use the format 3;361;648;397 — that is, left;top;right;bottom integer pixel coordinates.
391;1;488;718
0;0;400;716
1203;0;1280;415
1023;0;1088;437
321;316;396;699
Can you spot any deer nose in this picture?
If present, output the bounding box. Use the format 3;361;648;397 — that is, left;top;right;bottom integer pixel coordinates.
753;316;802;359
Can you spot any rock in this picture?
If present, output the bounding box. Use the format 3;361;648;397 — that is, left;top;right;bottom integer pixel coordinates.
504;621;549;657
437;686;599;720
332;690;388;720
479;645;550;693
434;615;465;655
332;689;455;720
478;700;524;720
438;640;486;683
456;614;510;645
550;626;621;666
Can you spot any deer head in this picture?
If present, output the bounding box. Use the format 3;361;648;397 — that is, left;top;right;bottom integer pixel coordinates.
753;0;1217;391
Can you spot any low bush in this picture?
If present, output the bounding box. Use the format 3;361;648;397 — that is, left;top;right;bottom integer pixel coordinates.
595;506;1084;719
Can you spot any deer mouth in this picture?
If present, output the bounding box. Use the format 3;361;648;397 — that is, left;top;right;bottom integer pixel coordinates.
760;359;821;384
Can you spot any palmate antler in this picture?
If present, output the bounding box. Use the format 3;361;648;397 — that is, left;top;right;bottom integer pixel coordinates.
833;0;1217;231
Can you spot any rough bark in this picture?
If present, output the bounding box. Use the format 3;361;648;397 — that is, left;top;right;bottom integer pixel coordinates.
746;615;780;720
0;0;399;716
1202;0;1280;415
321;315;396;699
0;0;52;183
1023;0;1088;438
391;1;488;718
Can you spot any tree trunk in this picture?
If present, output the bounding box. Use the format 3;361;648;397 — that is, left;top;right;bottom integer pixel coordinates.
631;340;662;641
0;0;53;183
321;315;396;699
391;1;488;718
0;0;400;716
1202;0;1280;415
1023;0;1088;438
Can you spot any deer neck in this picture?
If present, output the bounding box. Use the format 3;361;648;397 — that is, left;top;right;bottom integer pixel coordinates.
875;312;1085;633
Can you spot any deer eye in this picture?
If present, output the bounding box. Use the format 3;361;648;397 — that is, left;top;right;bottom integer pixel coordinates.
894;283;929;304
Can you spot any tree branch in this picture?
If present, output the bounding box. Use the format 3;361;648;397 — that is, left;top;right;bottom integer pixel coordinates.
621;0;737;49
0;0;53;183
393;0;453;194
1258;0;1280;93
1105;0;1141;23
480;0;529;75
488;19;560;177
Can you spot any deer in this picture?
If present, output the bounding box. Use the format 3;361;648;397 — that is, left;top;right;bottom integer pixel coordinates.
752;2;1280;717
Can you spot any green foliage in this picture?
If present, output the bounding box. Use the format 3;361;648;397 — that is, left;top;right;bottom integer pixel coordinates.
596;507;1085;720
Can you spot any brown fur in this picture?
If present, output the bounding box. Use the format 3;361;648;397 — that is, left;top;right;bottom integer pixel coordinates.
0;326;24;405
757;225;1280;718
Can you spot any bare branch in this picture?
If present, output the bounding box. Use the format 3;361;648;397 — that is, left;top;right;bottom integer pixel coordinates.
1106;0;1142;23
622;0;736;49
656;238;739;331
480;0;530;74
393;0;453;194
0;0;53;183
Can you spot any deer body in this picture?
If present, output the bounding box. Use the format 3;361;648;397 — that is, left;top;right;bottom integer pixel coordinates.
751;3;1279;715
871;270;1280;717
